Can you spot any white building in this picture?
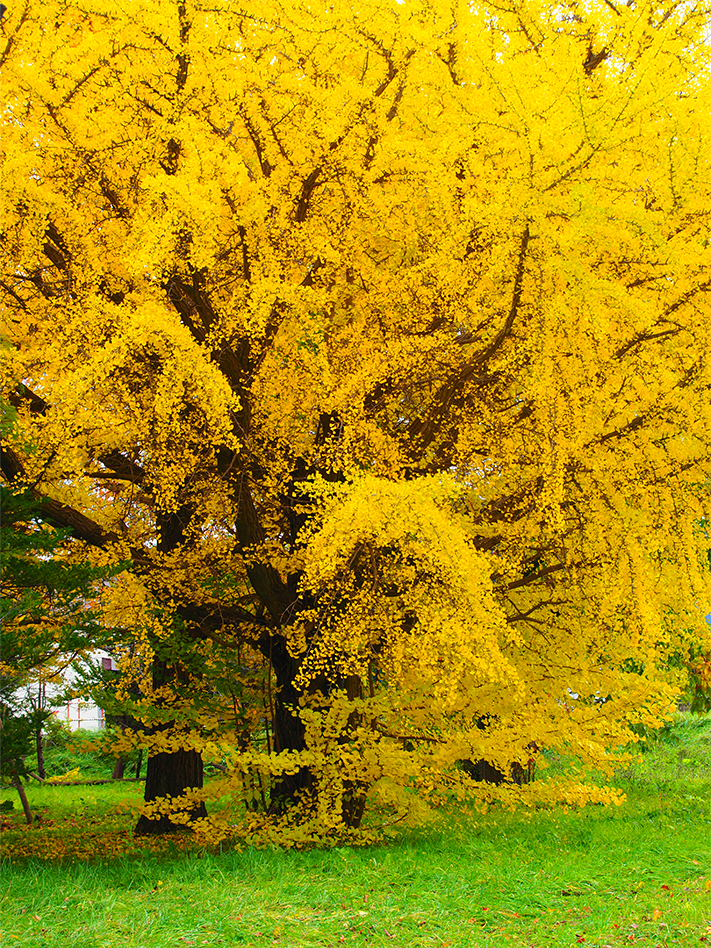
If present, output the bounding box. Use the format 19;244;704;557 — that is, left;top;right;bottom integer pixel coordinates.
16;651;117;731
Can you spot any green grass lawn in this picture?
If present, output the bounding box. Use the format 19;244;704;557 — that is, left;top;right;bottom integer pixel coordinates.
2;714;710;948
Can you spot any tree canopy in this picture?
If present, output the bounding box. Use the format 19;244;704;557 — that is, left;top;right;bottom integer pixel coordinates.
1;0;710;839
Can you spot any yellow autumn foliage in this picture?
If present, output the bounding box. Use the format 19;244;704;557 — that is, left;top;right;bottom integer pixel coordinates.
1;0;710;840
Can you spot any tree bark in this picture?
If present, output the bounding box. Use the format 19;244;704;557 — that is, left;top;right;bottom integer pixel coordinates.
135;744;206;835
267;642;368;827
461;757;507;785
11;775;32;825
267;637;312;814
461;754;536;786
135;655;208;835
135;507;208;835
340;674;367;828
232;472;371;825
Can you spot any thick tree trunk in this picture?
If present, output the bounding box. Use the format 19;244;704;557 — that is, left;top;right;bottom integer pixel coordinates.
267;638;368;827
268;639;312;814
134;508;206;835
462;752;536;786
134;655;207;835
340;674;368;829
460;743;538;787
235;473;368;825
112;757;126;780
460;716;535;787
135;745;207;835
461;757;507;785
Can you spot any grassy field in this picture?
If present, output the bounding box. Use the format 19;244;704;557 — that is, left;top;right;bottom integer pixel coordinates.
1;714;710;948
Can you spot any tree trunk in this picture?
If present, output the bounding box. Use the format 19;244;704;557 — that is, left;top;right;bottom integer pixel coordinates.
134;508;206;835
135;746;207;835
112;757;126;780
267;638;368;827
340;674;367;829
11;775;32;825
460;716;536;787
461;757;507;785
267;638;312;814
134;655;207;835
462;751;536;786
235;476;368;825
35;728;46;781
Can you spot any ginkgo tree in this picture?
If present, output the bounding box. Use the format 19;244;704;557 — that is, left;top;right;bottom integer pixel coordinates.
1;0;710;839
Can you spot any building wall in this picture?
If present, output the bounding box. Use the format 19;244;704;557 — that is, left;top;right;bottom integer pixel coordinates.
50;697;105;731
15;651;116;732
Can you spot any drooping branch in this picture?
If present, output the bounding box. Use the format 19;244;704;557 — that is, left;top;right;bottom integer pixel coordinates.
7;387;146;485
500;563;567;592
403;226;531;456
470;225;530;368
177;602;269;635
1;444;120;546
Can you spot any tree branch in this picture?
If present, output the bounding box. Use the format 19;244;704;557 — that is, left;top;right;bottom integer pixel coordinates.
471;225;530;368
500;563;567;592
1;445;120;547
